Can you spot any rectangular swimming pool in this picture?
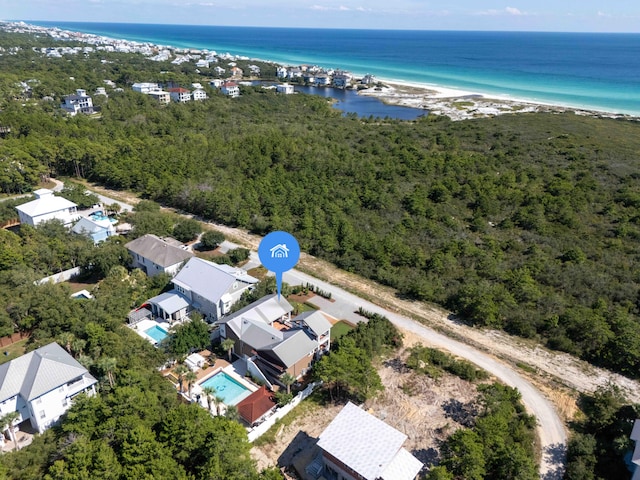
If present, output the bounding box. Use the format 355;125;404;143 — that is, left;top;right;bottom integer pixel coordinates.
199;372;252;406
144;325;169;343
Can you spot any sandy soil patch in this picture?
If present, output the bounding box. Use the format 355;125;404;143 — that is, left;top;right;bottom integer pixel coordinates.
251;347;480;474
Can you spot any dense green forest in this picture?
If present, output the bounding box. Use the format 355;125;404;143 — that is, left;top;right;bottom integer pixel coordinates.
1;29;640;378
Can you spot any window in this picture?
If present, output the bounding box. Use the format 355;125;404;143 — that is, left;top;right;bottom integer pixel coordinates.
36;397;42;405
39;410;46;419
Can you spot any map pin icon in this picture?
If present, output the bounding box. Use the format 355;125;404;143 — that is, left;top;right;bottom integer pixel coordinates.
258;231;301;299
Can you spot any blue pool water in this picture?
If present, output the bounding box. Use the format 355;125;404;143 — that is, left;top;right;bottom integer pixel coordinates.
89;211;117;223
144;325;169;343
199;372;252;405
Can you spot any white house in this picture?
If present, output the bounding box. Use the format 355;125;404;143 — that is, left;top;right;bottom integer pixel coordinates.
221;81;240;97
333;72;352;88
0;343;97;437
276;66;288;78
60;89;94;116
147;257;258;323
132;82;161;93
315;73;331;86
15;189;79;227
313;402;423;480
125;234;194;277
276;83;295;95
630;420;640;480
214;66;226;75
192;88;208;101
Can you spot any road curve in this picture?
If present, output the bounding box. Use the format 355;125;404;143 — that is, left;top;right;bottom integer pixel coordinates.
283;268;566;479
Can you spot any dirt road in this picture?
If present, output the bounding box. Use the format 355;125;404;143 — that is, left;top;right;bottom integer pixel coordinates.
83;183;640;477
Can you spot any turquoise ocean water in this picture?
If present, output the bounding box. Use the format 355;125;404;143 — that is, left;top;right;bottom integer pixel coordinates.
31;22;640;115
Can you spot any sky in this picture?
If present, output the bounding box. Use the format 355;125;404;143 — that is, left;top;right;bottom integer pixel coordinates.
2;0;640;32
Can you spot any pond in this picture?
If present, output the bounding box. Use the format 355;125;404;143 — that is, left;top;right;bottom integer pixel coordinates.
293;85;427;120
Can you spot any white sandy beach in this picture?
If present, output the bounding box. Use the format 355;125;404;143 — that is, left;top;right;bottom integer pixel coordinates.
358;79;636;121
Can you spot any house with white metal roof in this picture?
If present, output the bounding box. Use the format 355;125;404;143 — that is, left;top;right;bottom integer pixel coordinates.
0;342;97;438
311;402;423;480
125;234;194;277
15;189;80;227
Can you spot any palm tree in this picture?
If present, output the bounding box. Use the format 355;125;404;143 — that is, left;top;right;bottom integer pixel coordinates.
174;364;189;393
0;411;21;452
58;332;75;354
97;357;117;388
71;338;86;358
203;386;224;415
225;404;240;422
221;338;235;362
280;372;296;395
185;371;198;397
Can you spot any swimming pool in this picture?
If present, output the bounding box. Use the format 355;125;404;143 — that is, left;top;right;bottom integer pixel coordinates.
199;372;252;405
144;325;169;343
89;211;117;223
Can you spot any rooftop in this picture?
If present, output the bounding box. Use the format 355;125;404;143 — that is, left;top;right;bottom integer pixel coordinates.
125;234;194;268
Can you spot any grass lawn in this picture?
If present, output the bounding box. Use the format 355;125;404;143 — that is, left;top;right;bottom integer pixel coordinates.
330;320;354;341
0;338;29;366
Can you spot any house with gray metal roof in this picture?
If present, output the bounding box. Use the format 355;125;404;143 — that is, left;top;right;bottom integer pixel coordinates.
0;342;97;436
312;402;423;480
218;295;332;382
145;257;259;323
125;234;194;277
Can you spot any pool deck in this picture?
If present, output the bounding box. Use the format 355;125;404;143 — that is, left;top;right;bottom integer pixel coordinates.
130;318;171;345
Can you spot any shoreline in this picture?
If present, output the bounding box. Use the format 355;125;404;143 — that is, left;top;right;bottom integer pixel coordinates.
358;79;639;121
5;20;640;122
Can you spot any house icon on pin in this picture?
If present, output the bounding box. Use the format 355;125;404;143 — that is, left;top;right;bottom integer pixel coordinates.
270;243;289;258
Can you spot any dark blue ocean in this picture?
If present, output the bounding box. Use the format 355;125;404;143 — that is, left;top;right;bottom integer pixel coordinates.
31;21;640;115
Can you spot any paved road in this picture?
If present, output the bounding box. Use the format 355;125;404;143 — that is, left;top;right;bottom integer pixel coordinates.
282;268;566;479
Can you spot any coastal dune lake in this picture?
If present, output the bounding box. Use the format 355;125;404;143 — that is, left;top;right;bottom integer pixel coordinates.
290;85;426;120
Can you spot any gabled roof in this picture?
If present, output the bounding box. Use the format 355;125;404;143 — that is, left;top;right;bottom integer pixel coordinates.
15;192;76;217
236;386;276;424
147;291;190;314
125;234;193;268
317;402;423;480
220;295;293;342
172;257;258;304
258;329;317;368
168;87;190;93
71;217;111;235
240;319;283;350
220;295;292;327
0;342;96;402
293;310;332;337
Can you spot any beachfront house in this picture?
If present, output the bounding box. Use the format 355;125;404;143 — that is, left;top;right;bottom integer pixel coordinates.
125;234;194;277
60;89;94;115
361;74;376;85
15;189;80;227
147;257;258;323
315;73;331;86
333;72;352;88
276;66;288;78
217;295;332;383
311;402;424;480
0;343;97;438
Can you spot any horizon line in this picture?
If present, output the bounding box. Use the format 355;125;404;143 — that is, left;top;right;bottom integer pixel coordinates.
10;19;640;35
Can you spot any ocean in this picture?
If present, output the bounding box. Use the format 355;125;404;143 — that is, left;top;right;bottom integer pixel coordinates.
30;21;640;116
